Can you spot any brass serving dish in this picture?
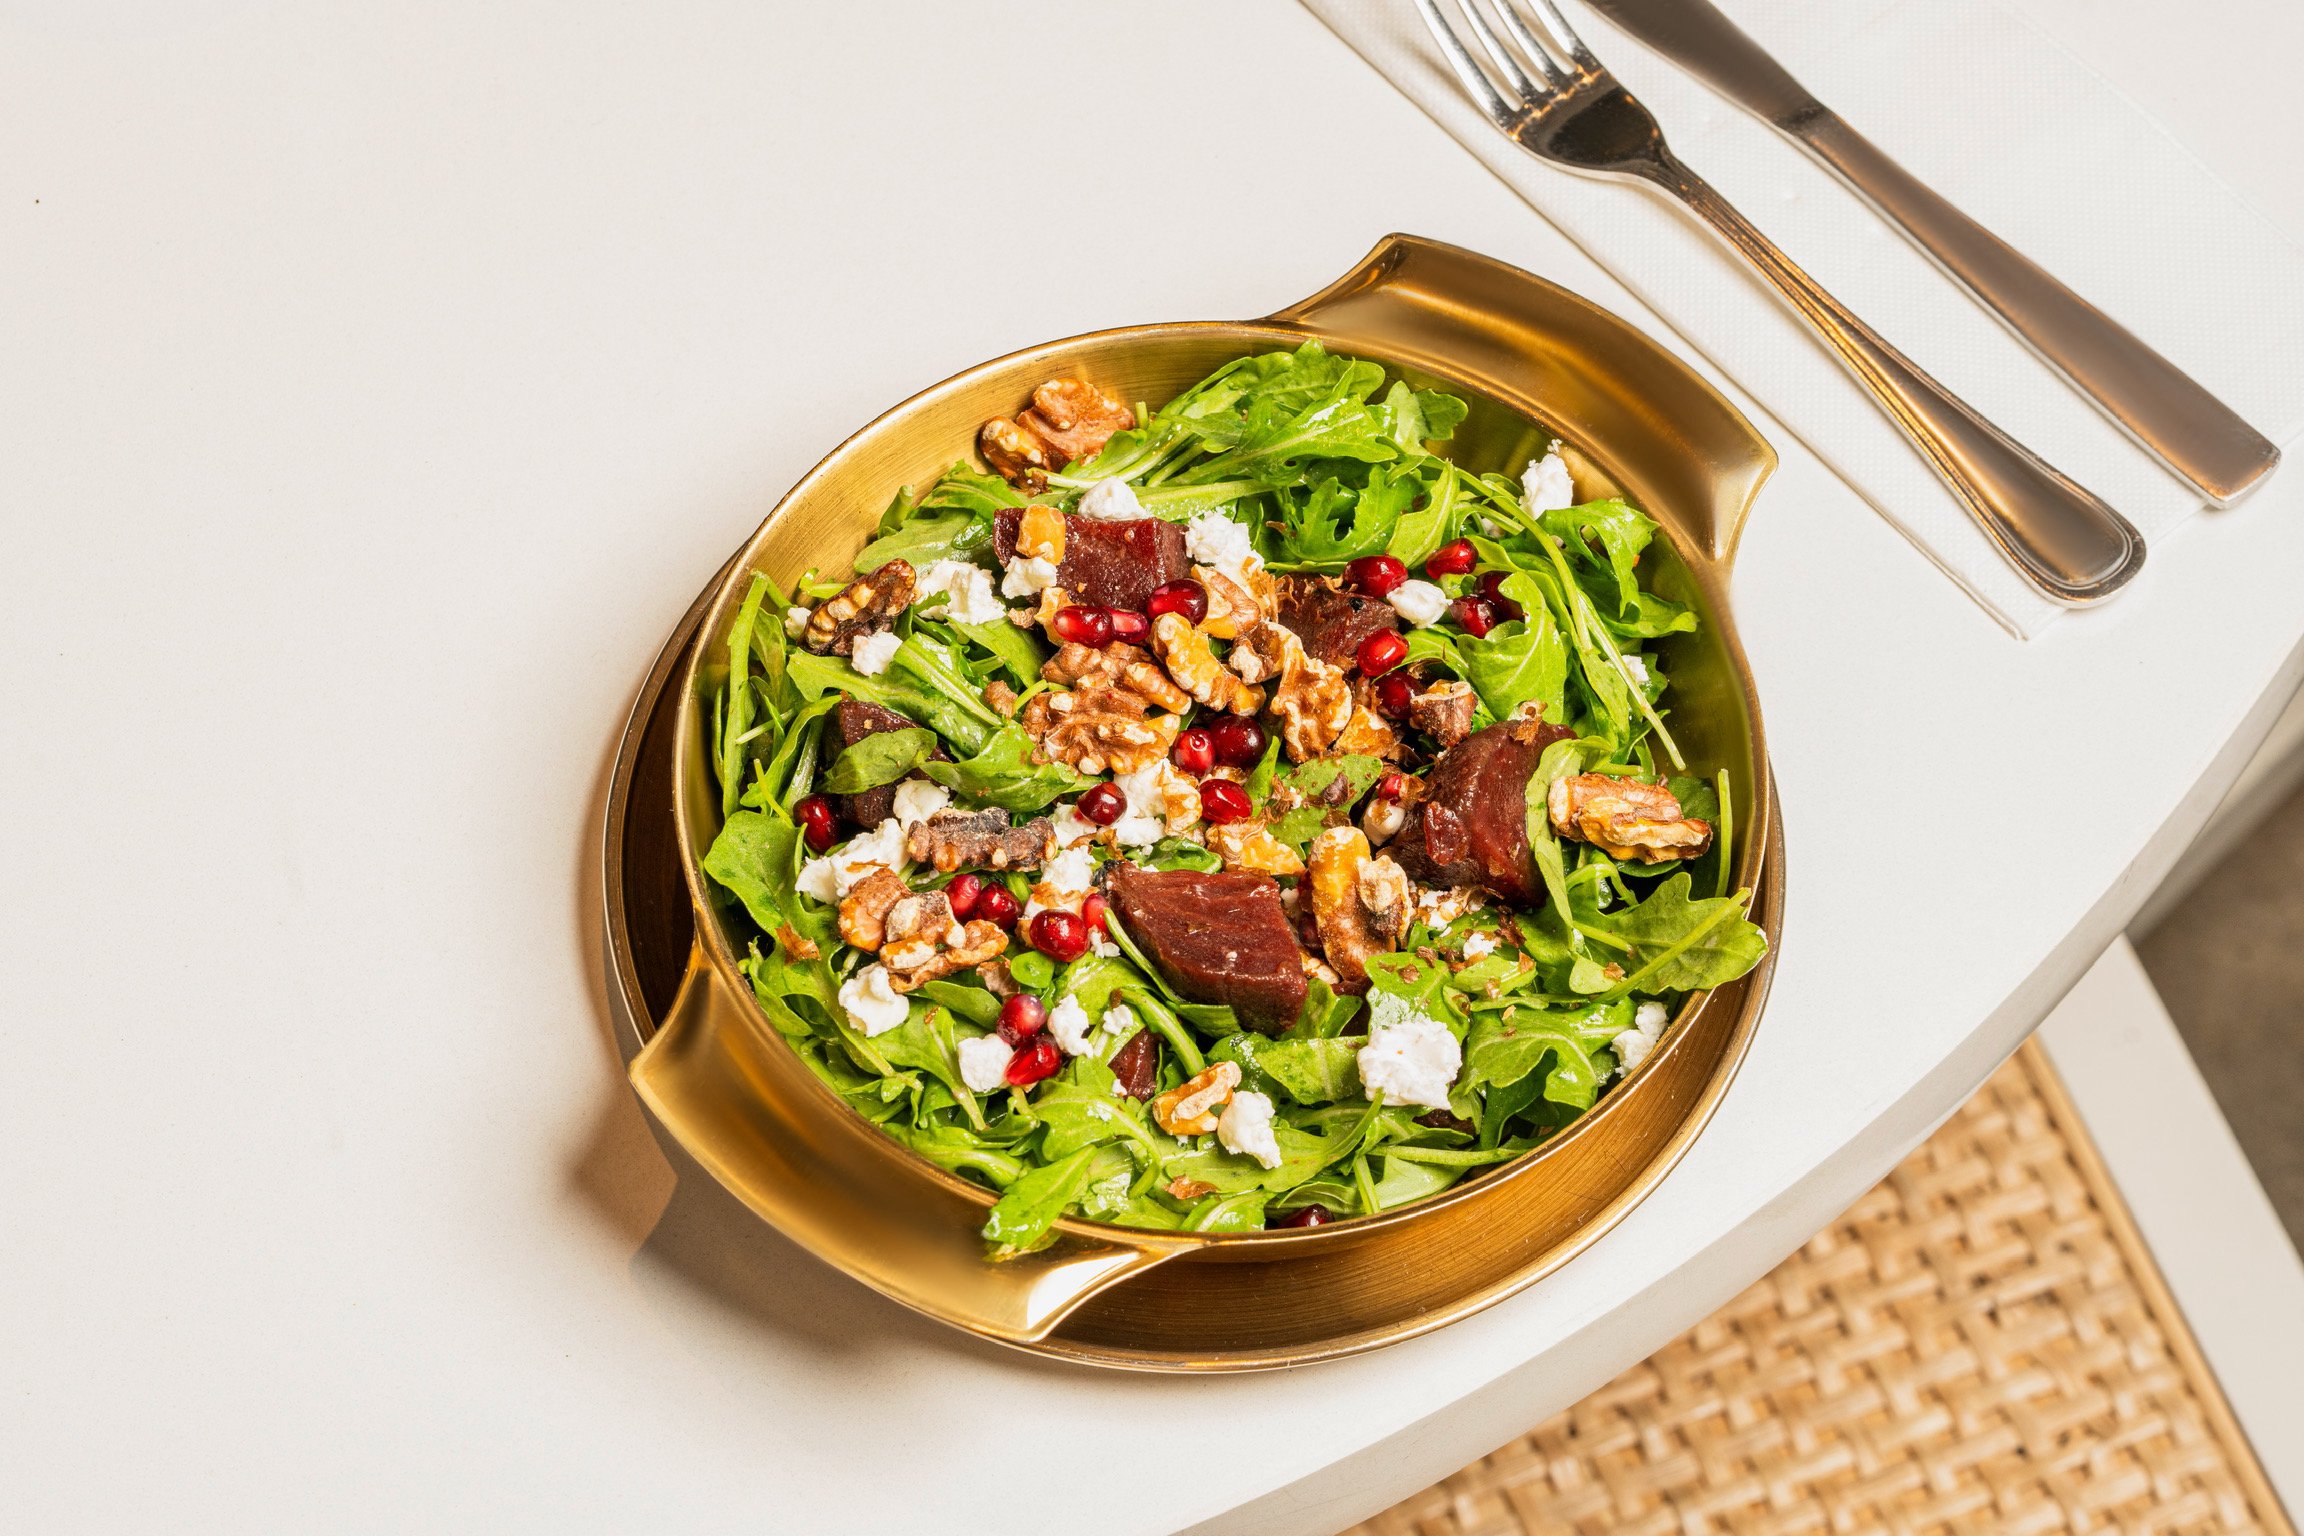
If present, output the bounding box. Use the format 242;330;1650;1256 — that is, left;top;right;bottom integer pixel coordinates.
607;235;1784;1371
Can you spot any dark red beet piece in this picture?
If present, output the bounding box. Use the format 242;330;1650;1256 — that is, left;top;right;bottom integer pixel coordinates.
1388;719;1575;905
1276;576;1400;667
1109;1029;1159;1100
993;510;1190;612
1106;866;1307;1034
825;699;946;830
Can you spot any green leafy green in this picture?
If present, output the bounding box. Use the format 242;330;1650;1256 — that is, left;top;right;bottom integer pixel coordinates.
1257;1037;1365;1105
1594;874;1767;996
921;724;1093;811
820;727;936;795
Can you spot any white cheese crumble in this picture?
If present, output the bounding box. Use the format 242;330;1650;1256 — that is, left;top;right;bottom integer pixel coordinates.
784;605;810;639
1100;1004;1138;1047
849;629;901;676
1185;509;1262;591
1108;760;1199;848
1413;884;1484;928
1024;845;1097;918
1358;992;1462;1110
1621;653;1650;687
891;778;951;829
1050;803;1100;848
1217;1089;1283;1170
916;559;1006;625
1000;554;1060;599
1075;478;1146;522
1047;996;1095;1056
1612;1000;1671;1076
1387;577;1449;628
1523;447;1575;515
956;1034;1014;1093
796;817;909;904
838;964;910;1037
1461;930;1497;960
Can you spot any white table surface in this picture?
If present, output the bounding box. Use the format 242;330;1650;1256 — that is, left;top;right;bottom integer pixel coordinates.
6;2;2301;1531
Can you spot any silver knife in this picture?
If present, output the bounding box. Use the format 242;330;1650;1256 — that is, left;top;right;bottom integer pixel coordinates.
1582;0;2279;503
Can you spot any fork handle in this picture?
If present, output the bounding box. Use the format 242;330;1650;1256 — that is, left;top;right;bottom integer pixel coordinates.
1789;111;2277;505
1646;154;2142;603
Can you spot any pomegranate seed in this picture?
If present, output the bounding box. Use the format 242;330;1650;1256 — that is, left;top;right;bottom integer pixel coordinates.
1208;715;1266;769
1374;672;1415;718
793;795;837;853
1081;893;1109;935
1145;579;1208;624
1474;571;1523;621
1052;605;1113;647
997;994;1047;1045
1107;609;1150;645
1004;1036;1063;1087
1171;727;1216;776
1030;909;1090;964
1270;1204;1331;1229
1452;596;1498;638
944;872;984;920
974;885;1022;930
1356;629;1409;676
1425;539;1476;577
1198;778;1253;824
1375;772;1408;801
1076;783;1126;826
1344;554;1407;598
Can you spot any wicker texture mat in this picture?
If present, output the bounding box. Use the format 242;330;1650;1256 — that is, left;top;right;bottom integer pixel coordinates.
1347;1043;2293;1536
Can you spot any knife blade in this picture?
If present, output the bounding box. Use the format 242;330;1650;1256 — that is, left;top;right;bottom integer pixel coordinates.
1581;0;1820;127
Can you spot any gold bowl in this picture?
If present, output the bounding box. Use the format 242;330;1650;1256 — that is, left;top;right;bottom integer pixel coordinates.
610;235;1784;1370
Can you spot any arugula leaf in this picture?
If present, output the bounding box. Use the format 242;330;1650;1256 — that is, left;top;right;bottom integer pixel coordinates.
953;615;1045;689
1257;1036;1365;1105
1379;380;1470;453
701;808;802;935
854;511;990;573
1182;1189;1269;1232
892;1125;1027;1190
1291;974;1363;1038
787;650;993;757
1460;572;1567;721
1595;874;1767;995
921;724;1093;812
920;463;1027;519
718;575;772;817
1463;1000;1627;1115
820;727;936;795
1032;1061;1161;1161
984;1146;1100;1258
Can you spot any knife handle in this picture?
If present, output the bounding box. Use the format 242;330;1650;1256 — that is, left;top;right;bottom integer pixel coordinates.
1786;110;2277;504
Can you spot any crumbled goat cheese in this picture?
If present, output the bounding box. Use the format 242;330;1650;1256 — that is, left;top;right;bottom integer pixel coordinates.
1612;1000;1671;1076
1523;447;1575;515
849;629;901;676
1413;884;1484;927
1621;653;1650;687
796;818;909;903
1000;554;1060;599
1075;478;1146;522
1387;578;1449;628
1461;930;1497;960
891;778;951;829
1218;1089;1283;1169
1047;996;1095;1056
956;1034;1015;1093
1051;804;1100;847
1109;760;1198;848
1101;1004;1138;1044
917;559;1006;625
839;964;910;1037
1185;510;1262;590
1025;845;1098;917
1091;935;1120;958
1358;993;1462;1110
784;605;810;638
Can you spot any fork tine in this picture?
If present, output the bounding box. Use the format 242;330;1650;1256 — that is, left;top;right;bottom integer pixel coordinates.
1502;0;1603;74
1462;0;1568;87
1412;0;1519;125
1451;0;1560;97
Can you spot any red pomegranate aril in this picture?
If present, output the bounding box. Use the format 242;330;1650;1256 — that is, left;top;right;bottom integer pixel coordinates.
1474;570;1524;621
996;993;1047;1045
1030;909;1090;964
1355;629;1409;677
944;872;984;920
1145;579;1208;625
793;794;837;853
973;884;1022;930
1425;539;1477;577
1052;605;1114;647
1208;714;1266;769
1271;1204;1331;1229
1171;727;1216;776
1107;608;1150;645
1076;783;1126;826
1081;892;1109;935
1004;1036;1063;1087
1374;672;1415;719
1451;596;1498;638
1344;554;1407;598
1375;772;1408;802
1198;778;1253;825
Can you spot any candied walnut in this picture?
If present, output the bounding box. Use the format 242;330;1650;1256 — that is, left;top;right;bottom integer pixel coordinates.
888;919;1010;993
906;808;1056;873
879;889;961;972
983;679;1019;719
1232;621;1350;762
802;560;915;656
1357;855;1412;946
1307;827;1406;993
773;922;821;960
980;417;1053;491
1152;613;1264;716
1205;820;1307;878
1164;1175;1218;1201
1152;1060;1240;1137
1017;379;1134;466
1227;621;1290;687
837;866;910;952
1015;503;1067;564
1332;682;1404;761
1408;679;1477;748
1547;774;1714;863
1042;639;1191;715
1017;583;1071;640
1021;684;1179;776
976;958;1019;998
1194;565;1260;641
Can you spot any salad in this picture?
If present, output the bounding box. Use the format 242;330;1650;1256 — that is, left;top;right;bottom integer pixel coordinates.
702;342;1766;1257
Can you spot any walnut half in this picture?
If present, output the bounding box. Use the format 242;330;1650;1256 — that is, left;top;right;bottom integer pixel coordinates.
1307;827;1409;993
1153;1061;1240;1137
1548;774;1714;863
979;379;1135;490
802;560;915;656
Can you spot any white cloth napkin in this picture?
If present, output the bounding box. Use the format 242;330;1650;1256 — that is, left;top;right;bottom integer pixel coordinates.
1304;0;2304;635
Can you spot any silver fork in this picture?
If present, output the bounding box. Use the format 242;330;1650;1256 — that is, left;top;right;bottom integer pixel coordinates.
1416;0;2144;605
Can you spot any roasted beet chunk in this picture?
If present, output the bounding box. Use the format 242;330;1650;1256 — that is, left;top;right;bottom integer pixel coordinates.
1388;719;1575;905
1276;576;1401;667
1109;1029;1159;1100
825;699;944;830
1107;866;1307;1034
993;509;1190;612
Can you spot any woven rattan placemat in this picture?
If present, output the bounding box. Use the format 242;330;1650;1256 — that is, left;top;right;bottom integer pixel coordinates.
1347;1041;2294;1536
